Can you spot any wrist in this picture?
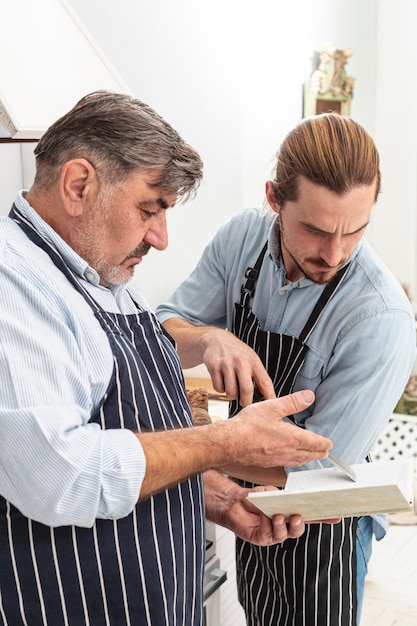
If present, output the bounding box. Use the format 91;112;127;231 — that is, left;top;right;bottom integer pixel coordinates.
204;470;243;526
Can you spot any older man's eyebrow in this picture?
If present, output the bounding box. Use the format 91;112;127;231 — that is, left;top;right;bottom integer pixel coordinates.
139;198;171;210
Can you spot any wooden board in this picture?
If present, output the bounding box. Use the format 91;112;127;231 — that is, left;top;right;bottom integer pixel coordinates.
184;377;228;401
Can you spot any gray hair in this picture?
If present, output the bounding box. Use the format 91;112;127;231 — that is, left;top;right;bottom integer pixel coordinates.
33;90;203;202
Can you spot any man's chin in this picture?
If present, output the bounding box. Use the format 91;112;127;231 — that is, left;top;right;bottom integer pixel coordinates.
307;269;339;285
100;267;135;289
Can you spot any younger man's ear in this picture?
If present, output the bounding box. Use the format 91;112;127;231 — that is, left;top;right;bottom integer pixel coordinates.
265;181;280;214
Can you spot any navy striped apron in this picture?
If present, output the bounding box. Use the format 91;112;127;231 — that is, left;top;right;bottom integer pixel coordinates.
0;206;205;626
231;243;358;626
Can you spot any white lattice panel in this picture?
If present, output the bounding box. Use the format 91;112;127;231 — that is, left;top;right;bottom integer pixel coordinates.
373;414;417;465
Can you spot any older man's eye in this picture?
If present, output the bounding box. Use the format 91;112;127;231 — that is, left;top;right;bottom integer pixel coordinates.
140;209;157;220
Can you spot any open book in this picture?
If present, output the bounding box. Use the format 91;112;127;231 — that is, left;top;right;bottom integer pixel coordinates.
247;458;415;521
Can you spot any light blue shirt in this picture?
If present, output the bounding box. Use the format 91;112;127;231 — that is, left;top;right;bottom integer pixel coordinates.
157;207;416;536
0;193;148;527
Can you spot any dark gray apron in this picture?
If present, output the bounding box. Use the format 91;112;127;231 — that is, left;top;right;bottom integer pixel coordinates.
232;242;357;626
0;206;205;625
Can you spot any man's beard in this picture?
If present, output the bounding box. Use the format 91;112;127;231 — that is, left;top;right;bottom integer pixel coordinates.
288;251;343;284
279;215;345;285
93;241;151;288
72;189;151;288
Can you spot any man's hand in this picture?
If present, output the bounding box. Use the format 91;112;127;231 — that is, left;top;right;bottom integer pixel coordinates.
226;485;306;545
200;328;275;406
163;319;275;406
204;472;340;546
222;391;331;468
204;472;304;545
138;389;331;500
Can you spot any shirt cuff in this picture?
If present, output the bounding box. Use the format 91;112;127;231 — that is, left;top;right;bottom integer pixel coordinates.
97;429;145;519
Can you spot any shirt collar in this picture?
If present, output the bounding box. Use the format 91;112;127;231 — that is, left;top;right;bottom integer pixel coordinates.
268;216;282;268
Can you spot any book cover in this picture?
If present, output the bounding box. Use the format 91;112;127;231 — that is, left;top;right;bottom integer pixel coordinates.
247;458;415;521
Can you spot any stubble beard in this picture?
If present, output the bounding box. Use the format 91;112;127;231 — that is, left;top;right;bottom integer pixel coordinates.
89;241;151;289
72;191;150;289
279;216;344;285
289;252;342;285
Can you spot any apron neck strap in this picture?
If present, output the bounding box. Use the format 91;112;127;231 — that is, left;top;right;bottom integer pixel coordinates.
240;238;351;342
240;242;268;305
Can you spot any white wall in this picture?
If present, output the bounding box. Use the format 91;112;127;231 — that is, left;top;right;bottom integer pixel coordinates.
0;144;23;207
372;0;417;302
64;0;384;308
1;0;416;308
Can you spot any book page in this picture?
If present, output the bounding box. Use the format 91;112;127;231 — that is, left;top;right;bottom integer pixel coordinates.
285;458;414;500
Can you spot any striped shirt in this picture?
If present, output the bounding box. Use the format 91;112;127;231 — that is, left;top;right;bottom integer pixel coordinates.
0;191;152;526
0;195;205;625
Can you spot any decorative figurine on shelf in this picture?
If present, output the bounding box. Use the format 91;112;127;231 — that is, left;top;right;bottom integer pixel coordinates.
303;44;355;118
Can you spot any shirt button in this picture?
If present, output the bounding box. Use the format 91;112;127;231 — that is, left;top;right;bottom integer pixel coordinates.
278;289;285;295
86;272;95;282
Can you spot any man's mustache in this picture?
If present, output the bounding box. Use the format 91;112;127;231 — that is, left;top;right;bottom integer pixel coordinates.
306;257;346;269
126;243;151;260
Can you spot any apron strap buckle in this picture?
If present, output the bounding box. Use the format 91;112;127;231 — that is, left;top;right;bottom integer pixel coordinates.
244;267;260;281
242;267;260;297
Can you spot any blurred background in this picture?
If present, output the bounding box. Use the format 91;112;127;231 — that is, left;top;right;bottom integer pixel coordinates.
1;0;416;311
